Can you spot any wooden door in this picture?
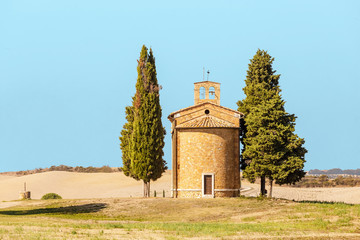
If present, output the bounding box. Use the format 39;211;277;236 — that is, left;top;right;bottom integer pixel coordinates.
204;175;213;195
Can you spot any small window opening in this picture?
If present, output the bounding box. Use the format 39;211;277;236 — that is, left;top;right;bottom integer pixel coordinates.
209;87;215;99
200;87;206;99
205;109;210;115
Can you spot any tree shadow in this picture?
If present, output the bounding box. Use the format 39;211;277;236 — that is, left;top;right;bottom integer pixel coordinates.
296;200;354;205
0;203;107;216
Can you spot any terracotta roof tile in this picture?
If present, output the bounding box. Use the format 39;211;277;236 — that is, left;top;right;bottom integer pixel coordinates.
177;115;236;128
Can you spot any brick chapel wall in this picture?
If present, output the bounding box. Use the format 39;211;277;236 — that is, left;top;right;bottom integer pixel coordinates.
176;128;240;197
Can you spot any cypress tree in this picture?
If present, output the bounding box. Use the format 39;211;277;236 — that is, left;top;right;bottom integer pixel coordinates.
119;105;138;180
237;49;307;197
128;45;166;197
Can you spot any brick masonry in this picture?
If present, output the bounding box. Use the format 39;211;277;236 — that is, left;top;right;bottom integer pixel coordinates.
168;81;243;198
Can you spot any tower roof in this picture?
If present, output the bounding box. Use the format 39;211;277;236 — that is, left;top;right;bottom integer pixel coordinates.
193;80;221;85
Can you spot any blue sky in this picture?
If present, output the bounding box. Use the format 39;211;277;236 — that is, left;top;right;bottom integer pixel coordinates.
0;0;359;172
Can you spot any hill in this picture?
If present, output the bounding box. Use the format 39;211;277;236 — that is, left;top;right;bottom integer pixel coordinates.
2;171;360;204
0;171;171;201
0;165;121;176
308;168;360;176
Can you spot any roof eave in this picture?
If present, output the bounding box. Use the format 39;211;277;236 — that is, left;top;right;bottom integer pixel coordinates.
176;126;240;129
167;102;244;118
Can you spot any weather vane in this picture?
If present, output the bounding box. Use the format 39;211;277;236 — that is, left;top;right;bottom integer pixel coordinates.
203;68;210;81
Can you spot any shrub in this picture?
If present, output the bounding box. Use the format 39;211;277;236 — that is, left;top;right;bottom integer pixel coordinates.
41;193;62;200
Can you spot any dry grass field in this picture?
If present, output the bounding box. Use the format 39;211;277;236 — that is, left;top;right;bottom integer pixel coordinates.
1;171;360;239
1;198;360;239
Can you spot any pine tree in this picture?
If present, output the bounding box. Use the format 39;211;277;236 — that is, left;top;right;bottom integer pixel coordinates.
237;49;307;197
122;45;166;197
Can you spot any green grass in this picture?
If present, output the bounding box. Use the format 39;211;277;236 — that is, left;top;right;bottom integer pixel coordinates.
0;198;360;239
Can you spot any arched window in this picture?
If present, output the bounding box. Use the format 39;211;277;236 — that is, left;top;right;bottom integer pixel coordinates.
209;87;215;99
200;87;206;99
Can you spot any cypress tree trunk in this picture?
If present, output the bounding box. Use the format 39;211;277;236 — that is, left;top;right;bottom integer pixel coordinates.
268;178;273;198
143;181;146;197
143;181;151;197
260;176;266;196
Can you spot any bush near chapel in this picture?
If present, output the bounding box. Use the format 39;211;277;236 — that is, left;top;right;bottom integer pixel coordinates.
41;193;62;200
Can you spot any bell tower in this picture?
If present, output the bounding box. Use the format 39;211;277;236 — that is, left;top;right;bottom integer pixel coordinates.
194;81;221;105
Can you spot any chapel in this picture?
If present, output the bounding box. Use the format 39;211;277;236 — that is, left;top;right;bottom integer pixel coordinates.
168;80;244;198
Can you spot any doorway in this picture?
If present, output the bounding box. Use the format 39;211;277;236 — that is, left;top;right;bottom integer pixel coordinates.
202;173;214;197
